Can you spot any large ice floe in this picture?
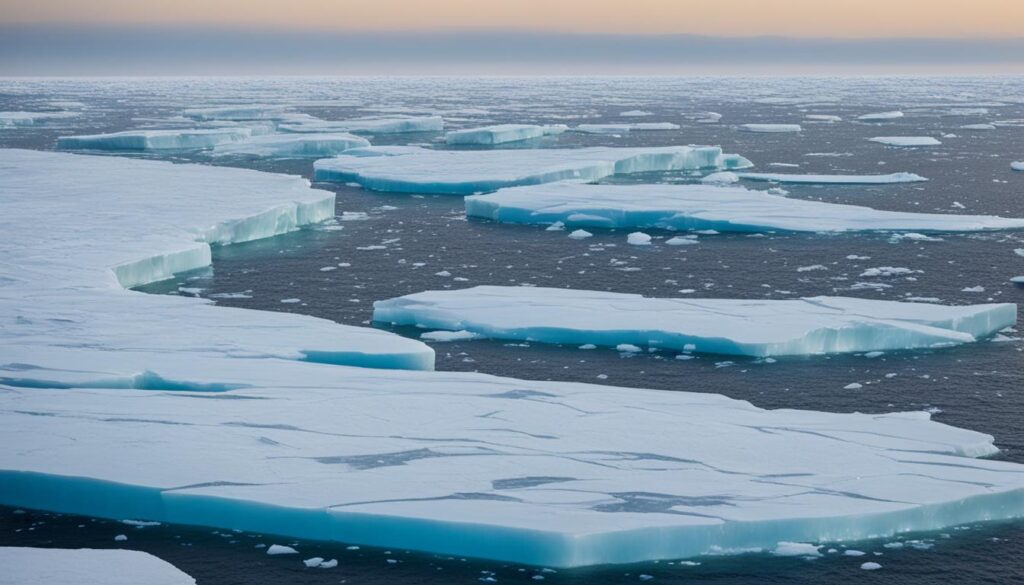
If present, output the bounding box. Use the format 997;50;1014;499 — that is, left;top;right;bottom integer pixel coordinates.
279;115;444;134
464;182;1024;233
57;128;256;151
0;111;80;127
0;149;434;371
375;286;1016;357
314;145;753;195
211;133;370;158
869;136;942;147
445;124;567;145
736;172;928;184
0;547;195;585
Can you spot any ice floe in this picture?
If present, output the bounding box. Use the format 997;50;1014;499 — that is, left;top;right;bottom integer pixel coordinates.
211;133;370;158
858;111;904;121
0;149;434;371
314;146;752;195
869;136;942;147
1012;162;1024;171
464;182;1024;233
58;128;255;151
445;124;567;145
574;122;681;133
183;104;292;121
0;547;195;585
0;111;80;127
280;115;444;134
373;286;1016;357
805;115;842;122
736;172;927;184
740;124;802;133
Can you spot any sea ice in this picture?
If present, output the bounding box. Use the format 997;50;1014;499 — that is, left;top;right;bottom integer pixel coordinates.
373;286;1016;357
314;146;752;195
736;172;927;184
740;124;802;133
464;182;1024;234
211;133;370;158
0;111;80;127
960;124;996;130
58;128;254;151
1012;162;1024;171
183;104;292;121
445;124;567;145
869;137;942;147
574;123;681;133
0;547;195;585
805;115;842;122
858;111;904;121
280;115;444;134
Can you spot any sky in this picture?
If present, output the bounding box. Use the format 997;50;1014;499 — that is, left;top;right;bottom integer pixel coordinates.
2;0;1023;74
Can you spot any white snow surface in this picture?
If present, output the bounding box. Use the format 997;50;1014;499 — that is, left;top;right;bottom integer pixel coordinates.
373;286;1016;357
314;145;753;195
0;547;195;585
445;124;567;145
279;115;444;134
736;172;927;184
58;128;255;151
740;124;802;133
869;136;942;147
464;182;1024;233
211;133;370;157
0;149;434;371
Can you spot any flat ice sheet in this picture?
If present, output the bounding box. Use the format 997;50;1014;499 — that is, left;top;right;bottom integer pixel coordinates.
737;172;927;184
211;132;370;157
280;115;444;134
0;111;80;127
374;286;1016;357
740;124;802;133
445;124;566;145
314;145;753;194
58;128;254;151
869;136;942;147
464;182;1024;233
0;149;433;371
0;547;195;585
574;122;680;133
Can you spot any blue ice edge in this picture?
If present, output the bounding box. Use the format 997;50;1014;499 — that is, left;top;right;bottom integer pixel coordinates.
3;471;1021;567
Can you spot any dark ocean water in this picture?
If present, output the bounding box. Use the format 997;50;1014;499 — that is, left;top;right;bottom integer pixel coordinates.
1;76;1023;583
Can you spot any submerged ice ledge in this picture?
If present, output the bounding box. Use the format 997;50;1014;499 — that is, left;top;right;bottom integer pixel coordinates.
313;145;753;195
374;286;1016;357
464;182;1024;234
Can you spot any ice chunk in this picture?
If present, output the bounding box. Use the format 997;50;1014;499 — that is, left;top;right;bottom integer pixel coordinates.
805;115;842;122
445;124;567;145
869;137;942;147
861;562;883;570
574;123;680;133
1012;162;1024;171
627;232;652;245
183;104;292;121
737;172;927;184
960;124;996;130
373;286;1016;357
314;146;752;195
0;149;434;372
701;171;740;184
620;110;653;117
58;128;254;151
211;133;370;158
280;115;444;134
0;111;80;127
772;542;822;557
740;124;802;133
464;182;1024;234
267;545;298;555
0;547;195;585
858;111;904;121
568;229;593;239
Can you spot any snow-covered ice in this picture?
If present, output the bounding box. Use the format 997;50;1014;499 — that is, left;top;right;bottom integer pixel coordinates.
0;547;195;585
736;172;927;184
574;123;681;133
445;124;567;145
58;128;254;151
869;136;942;147
314;146;752;195
0;149;434;371
211;133;370;158
373;286;1016;357
858;111;904;121
464;182;1024;234
740;124;802;133
280;115;444;134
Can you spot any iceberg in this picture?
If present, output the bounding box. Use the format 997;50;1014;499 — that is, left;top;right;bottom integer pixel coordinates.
183;104;292;121
373;286;1016;357
869;136;942;147
0;548;195;585
736;172;928;184
0;111;80;127
2;352;1023;567
211;133;370;158
858;111;904;121
445;124;567;145
0;149;434;371
57;128;254;151
464;182;1024;233
280;115;444;134
314;146;753;195
574;122;681;133
740;124;802;133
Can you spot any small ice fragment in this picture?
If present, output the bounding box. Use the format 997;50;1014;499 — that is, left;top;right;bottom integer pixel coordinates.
114;534;128;542
568;229;593;240
627;232;652;246
702;171;739;184
740;124;802;133
420;330;482;342
304;557;325;567
617;344;642;353
319;559;338;568
280;298;301;304
844;383;863;390
665;236;699;246
858;111;904;121
861;562;882;570
772;542;821;557
844;550;866;556
267;544;298;555
869;136;941;147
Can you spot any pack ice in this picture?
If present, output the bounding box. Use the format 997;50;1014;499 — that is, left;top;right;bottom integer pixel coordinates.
464;182;1024;233
374;286;1016;357
279;115;444;134
211;133;370;158
314;145;753;195
445;124;567;145
58;128;256;151
0;149;433;371
737;172;927;184
0;547;195;585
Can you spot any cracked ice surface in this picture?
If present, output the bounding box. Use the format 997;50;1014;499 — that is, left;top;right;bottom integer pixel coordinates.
0;547;195;585
0;149;434;371
374;286;1016;357
464;182;1024;233
1;351;1022;567
314;145;753;194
